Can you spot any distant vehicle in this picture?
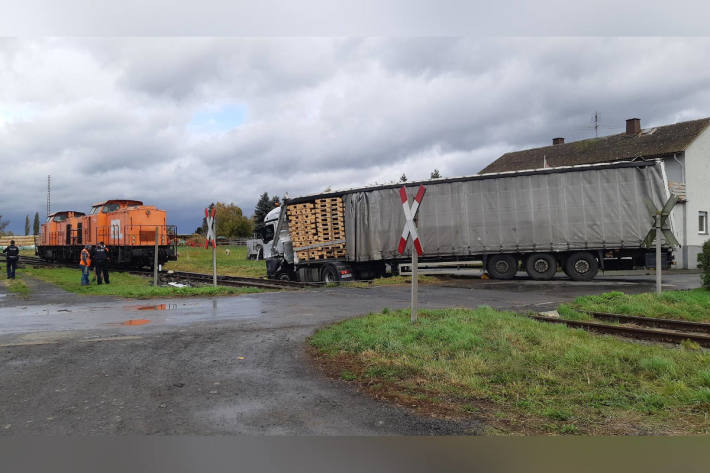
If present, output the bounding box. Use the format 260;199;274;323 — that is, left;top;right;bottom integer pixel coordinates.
37;199;177;268
246;235;264;260
262;161;676;282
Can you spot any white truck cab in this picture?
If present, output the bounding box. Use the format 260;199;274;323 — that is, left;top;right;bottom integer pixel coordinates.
262;206;286;259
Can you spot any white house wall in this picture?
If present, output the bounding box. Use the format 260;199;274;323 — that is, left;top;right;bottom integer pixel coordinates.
684;126;710;269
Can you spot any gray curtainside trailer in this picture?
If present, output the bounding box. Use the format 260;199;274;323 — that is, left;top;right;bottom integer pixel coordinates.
263;160;675;282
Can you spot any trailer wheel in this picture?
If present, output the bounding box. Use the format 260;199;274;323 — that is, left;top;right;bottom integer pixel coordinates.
564;252;599;281
321;264;340;283
486;254;518;280
525;253;557;280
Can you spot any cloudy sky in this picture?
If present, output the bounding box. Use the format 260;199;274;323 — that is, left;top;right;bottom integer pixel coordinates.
2;36;710;234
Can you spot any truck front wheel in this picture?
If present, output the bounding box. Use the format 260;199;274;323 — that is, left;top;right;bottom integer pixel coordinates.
525;253;557;280
564;252;599;281
486;254;518;280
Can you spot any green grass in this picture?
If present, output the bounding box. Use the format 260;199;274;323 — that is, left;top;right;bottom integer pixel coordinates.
24;267;265;299
559;289;710;322
309;307;710;435
1;275;30;297
164;245;266;278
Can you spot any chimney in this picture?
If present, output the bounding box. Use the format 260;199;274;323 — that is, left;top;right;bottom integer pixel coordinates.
552;137;564;145
626;118;641;135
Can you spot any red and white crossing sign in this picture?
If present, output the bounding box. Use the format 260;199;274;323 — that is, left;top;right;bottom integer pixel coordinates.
205;207;216;249
397;184;426;256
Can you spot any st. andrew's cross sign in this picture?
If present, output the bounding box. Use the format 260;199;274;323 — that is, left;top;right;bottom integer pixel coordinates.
205;206;217;249
205;206;217;286
642;194;679;249
397;185;426;256
641;194;679;295
398;184;426;323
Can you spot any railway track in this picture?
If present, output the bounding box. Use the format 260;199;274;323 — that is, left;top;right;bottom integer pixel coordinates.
2;255;51;266
160;270;319;290
531;313;710;347
3;255;318;290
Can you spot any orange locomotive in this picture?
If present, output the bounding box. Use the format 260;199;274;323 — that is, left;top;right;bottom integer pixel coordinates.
38;200;177;268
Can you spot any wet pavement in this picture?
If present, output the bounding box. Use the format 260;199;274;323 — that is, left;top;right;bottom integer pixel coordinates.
0;272;702;434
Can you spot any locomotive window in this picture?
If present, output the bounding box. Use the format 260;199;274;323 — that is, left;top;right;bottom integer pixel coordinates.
102;203;120;213
90;206;100;215
53;215;67;222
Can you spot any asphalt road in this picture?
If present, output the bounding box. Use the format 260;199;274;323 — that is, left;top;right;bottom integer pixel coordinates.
0;272;701;434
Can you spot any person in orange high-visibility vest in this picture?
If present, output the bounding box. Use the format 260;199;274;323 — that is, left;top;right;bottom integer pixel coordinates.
80;245;91;286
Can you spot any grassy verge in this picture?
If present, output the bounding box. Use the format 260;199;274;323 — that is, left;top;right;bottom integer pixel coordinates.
309;307;710;435
24;267;265;299
1;275;30;297
164;245;266;278
559;289;710;322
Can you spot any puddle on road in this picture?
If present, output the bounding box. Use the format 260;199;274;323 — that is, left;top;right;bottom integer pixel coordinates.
131;304;178;311
121;319;151;326
105;318;152;326
0;297;262;336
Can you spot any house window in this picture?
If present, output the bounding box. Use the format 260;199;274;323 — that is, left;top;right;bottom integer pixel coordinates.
700;211;709;235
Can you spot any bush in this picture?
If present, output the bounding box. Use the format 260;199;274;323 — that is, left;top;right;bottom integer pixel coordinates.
699;239;710;289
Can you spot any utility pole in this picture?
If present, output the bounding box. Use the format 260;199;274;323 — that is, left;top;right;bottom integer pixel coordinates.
593;112;600;138
154;227;159;287
47;175;51;217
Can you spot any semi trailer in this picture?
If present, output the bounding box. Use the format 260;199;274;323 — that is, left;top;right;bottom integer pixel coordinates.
262;160;676;282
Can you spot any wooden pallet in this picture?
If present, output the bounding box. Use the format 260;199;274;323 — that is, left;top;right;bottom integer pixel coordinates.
288;197;347;261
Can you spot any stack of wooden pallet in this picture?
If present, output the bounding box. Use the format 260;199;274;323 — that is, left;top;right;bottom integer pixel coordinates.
287;197;347;261
313;197;346;259
287;203;317;254
0;235;36;247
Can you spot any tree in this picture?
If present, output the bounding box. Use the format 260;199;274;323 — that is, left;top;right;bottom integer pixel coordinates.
214;202;253;238
253;193;274;236
197;216;207;235
430;169;441;179
24;215;30;235
399;173;408;182
0;215;9;236
33;212;40;235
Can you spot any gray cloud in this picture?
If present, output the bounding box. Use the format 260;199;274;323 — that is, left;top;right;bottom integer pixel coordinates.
3;37;710;234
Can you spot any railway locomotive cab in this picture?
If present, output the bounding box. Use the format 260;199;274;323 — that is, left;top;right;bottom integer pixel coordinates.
38;200;177;268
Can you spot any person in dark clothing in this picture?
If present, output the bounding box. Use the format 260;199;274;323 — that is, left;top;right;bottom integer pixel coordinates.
2;240;20;279
91;241;110;284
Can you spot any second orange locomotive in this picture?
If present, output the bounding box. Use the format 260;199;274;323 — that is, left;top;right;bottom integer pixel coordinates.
38;199;177;268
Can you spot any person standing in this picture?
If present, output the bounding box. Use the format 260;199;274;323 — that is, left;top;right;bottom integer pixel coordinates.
80;245;92;286
91;241;110;285
2;240;20;279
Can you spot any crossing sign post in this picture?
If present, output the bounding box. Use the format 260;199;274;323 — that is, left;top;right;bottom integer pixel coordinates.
205;206;217;286
398;185;426;323
642;194;679;295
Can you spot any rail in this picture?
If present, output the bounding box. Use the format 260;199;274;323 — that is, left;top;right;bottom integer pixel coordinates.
531;313;710;347
160;270;319;290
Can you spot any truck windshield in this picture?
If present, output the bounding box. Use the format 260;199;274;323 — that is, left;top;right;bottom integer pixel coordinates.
263;225;275;244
